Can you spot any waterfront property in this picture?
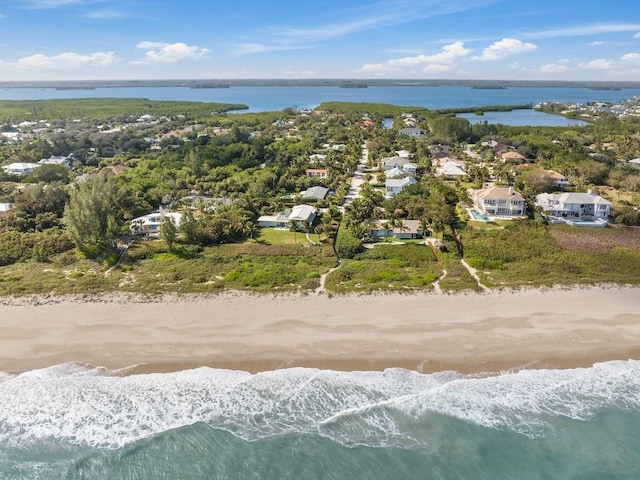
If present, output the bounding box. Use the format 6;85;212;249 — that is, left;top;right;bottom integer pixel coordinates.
535;191;611;226
471;186;526;218
38;155;71;168
370;219;425;240
257;204;316;229
130;211;183;236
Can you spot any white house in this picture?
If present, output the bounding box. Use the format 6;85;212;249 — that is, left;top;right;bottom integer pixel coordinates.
381;156;417;173
257;204;316;229
130;211;183;236
385;176;418;198
1;162;40;175
471;186;526;218
535;191;611;226
39;155;71;168
436;160;466;178
399;127;425;137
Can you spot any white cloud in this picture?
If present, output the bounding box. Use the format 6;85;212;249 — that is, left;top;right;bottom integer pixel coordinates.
589;41;606;46
621;52;640;63
526;23;640;39
20;0;91;8
135;42;210;63
578;58;614;70
16;51;116;67
539;63;570;73
475;38;537;61
231;43;310;56
635;32;640;38
361;41;471;73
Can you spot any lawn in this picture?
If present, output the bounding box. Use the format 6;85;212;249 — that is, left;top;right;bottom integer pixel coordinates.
254;228;321;246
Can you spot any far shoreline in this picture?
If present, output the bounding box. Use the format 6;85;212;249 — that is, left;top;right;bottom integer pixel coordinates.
1;285;639;375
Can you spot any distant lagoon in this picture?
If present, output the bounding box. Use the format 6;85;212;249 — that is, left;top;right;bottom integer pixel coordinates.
1;85;638;125
457;109;590;127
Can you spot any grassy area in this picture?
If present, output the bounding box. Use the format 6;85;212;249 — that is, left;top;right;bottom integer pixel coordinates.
461;220;640;288
254;228;321;246
0;240;337;295
324;244;442;293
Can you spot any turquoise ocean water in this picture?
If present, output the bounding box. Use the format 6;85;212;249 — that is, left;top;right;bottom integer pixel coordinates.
2;361;640;479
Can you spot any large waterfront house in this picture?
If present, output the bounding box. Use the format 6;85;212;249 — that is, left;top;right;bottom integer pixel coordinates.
257;204;316;229
385;176;418;198
130;211;183;236
471;186;526;218
535;191;611;226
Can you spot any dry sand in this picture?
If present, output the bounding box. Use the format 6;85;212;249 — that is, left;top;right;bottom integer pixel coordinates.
1;286;639;374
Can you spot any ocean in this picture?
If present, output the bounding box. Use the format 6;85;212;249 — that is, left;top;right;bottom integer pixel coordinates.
2;361;640;479
2;85;640;113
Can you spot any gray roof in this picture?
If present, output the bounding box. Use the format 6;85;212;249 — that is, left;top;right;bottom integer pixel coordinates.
301;186;329;200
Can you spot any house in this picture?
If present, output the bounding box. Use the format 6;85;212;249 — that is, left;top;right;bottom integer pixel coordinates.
629;158;640;170
395;149;413;158
399;127;425;137
385;167;410;179
370;219;425;240
535;190;611;226
257;204;316;229
39;155;71;168
385;176;418;198
0;203;12;215
305;168;328;178
436;160;466;178
501;151;527;163
130;211;183;236
381;156;417;172
471;186;526;218
544;170;570;188
1;162;40;175
300;186;329;201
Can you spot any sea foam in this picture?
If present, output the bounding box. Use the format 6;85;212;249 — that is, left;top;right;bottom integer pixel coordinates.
1;361;639;449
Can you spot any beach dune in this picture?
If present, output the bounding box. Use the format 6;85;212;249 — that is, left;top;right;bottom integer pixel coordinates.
1;287;639;374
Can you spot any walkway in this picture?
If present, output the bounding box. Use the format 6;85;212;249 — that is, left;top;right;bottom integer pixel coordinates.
315;260;342;295
459;258;490;292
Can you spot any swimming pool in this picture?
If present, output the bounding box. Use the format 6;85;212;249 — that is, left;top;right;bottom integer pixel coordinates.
470;209;489;221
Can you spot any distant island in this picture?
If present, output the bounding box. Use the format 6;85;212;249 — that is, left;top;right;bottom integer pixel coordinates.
470;85;507;90
2;79;640;90
190;83;230;89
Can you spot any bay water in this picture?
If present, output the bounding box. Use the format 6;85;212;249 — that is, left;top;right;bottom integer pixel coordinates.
1;85;640;114
2;361;640;479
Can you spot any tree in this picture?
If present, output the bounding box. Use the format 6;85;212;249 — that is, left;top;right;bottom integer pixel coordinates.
63;174;119;258
160;215;178;252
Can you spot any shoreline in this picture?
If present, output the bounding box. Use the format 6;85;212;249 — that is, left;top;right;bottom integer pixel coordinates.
1;285;639;375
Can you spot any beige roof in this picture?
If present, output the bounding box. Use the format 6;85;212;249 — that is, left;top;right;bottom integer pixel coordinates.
476;186;524;201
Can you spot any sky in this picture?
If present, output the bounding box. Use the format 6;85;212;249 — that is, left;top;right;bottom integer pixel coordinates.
0;0;639;81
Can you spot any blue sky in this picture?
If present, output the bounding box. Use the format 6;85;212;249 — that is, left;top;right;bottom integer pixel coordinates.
0;0;639;81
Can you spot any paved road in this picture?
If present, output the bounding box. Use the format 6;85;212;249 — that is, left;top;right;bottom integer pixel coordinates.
344;144;369;206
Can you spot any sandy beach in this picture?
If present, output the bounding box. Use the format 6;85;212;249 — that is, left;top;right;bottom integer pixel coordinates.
1;286;639;374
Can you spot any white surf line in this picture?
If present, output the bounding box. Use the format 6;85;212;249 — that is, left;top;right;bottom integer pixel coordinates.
460;258;490;292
